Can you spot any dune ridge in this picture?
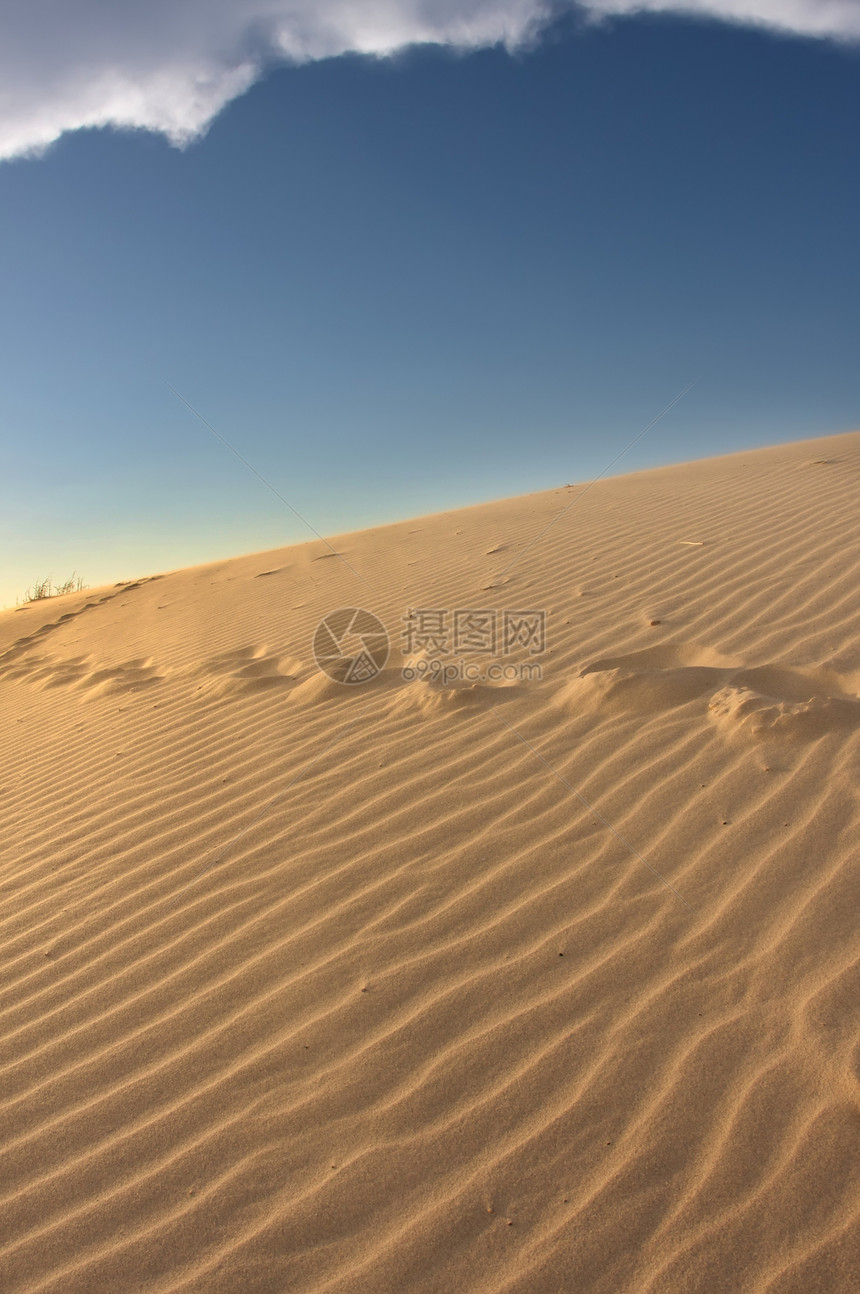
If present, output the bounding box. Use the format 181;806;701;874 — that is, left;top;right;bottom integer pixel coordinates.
1;432;859;1292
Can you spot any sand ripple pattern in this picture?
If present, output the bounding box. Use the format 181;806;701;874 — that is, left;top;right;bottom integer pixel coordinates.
0;436;859;1292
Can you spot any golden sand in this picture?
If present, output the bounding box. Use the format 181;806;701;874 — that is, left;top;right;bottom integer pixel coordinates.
1;432;859;1292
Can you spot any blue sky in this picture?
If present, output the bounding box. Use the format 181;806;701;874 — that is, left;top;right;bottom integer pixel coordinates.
1;2;858;607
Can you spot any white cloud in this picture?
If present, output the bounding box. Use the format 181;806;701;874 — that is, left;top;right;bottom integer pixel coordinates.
585;2;860;41
0;1;857;163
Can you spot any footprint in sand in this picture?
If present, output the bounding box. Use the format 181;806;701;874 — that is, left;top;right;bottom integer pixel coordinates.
558;643;860;740
2;651;165;694
194;645;304;697
558;643;737;715
708;664;860;740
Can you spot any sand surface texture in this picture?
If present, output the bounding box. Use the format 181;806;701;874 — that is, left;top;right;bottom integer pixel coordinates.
2;433;859;1292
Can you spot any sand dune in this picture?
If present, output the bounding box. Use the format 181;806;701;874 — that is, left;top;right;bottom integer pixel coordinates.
1;432;859;1292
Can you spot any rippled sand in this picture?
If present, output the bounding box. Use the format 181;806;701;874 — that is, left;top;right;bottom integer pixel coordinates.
2;431;859;1292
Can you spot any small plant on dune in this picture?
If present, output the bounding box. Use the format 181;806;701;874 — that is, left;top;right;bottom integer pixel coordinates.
21;577;53;602
18;573;88;604
54;573;87;596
